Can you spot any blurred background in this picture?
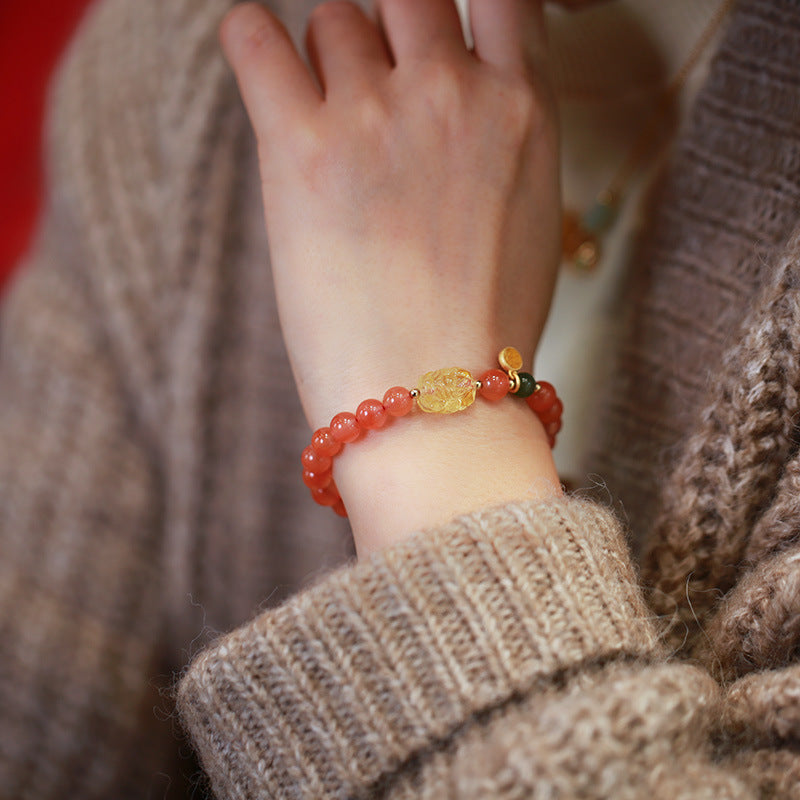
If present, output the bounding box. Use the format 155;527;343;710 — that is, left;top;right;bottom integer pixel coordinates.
0;0;725;484
0;0;94;292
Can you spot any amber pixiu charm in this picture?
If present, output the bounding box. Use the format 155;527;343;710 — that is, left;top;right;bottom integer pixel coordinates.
416;367;477;414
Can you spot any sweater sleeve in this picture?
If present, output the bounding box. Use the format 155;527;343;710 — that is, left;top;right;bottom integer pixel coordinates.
0;179;168;793
0;0;233;794
178;498;755;799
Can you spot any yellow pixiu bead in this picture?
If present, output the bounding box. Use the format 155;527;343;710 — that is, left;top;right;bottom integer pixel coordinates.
416;367;477;414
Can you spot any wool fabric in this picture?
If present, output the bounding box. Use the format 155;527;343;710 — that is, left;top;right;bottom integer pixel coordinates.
1;0;800;797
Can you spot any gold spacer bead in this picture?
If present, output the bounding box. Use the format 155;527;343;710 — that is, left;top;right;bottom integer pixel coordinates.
573;240;599;272
410;389;420;398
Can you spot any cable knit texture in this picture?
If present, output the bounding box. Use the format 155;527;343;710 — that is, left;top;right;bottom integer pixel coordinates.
2;0;800;797
589;0;800;551
179;500;666;799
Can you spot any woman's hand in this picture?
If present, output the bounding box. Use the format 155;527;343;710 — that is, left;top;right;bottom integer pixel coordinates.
221;0;563;554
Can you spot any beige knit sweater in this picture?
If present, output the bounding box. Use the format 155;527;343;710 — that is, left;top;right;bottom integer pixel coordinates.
2;0;800;797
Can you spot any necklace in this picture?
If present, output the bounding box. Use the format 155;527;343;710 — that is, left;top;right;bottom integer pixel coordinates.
561;0;735;272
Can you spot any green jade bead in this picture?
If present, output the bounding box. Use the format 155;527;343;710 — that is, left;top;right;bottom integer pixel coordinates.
581;198;618;235
515;372;537;398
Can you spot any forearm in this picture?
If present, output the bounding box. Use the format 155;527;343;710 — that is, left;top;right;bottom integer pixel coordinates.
335;396;561;556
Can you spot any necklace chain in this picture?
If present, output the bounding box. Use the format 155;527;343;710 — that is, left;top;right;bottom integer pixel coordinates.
562;0;736;272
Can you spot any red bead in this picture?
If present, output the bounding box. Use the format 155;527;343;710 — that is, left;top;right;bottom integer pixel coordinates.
538;398;563;425
356;398;388;430
383;386;414;417
302;469;331;490
478;369;510;401
330;412;361;443
311;427;342;458
548;435;556;449
545;419;562;437
333;499;348;517
302;445;331;473
526;381;557;413
311;483;340;507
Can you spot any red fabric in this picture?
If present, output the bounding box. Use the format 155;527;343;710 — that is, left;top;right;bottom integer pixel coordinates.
0;0;94;293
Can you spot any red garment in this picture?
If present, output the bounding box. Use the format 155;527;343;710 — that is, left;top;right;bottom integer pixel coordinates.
0;0;94;292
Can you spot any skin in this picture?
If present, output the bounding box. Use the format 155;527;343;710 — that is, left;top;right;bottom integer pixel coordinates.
219;0;590;557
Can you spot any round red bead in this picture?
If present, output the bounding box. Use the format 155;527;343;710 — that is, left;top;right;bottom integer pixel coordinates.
332;499;348;517
478;369;510;401
548;434;556;449
383;386;414;417
545;419;562;437
356;398;388;430
311;427;342;458
302;469;331;490
330;412;361;443
526;381;557;413
538;397;563;425
311;483;340;507
302;445;331;473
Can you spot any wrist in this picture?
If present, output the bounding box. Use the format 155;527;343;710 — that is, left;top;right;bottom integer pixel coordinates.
334;400;561;558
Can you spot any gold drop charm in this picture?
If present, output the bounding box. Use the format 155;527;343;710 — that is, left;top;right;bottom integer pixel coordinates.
498;346;523;393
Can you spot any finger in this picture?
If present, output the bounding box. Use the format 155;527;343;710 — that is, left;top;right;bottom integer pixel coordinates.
470;0;548;75
549;0;613;10
305;1;392;96
219;2;321;135
375;0;468;62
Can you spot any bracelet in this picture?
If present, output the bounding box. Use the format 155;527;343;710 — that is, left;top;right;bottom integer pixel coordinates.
301;347;563;517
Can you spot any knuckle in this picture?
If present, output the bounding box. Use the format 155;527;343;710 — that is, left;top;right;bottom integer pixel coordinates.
504;78;537;133
294;123;364;195
352;94;391;138
271;121;327;179
415;61;468;120
258;121;324;181
297;125;328;168
497;74;553;144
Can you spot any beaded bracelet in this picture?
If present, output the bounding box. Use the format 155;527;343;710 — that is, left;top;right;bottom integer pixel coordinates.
301;347;563;517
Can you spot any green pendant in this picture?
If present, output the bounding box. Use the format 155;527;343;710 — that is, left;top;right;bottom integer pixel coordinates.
581;197;618;235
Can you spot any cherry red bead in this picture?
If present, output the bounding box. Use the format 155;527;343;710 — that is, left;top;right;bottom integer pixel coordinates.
478;369;510;401
333;499;348;517
302;469;332;490
311;427;342;458
545;419;562;438
538;398;563;425
301;445;331;473
526;381;557;413
311;483;340;507
330;412;361;443
548;435;556;449
356;398;388;430
383;386;414;417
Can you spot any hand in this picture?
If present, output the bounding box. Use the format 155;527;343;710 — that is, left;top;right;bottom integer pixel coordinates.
221;0;560;422
221;0;563;553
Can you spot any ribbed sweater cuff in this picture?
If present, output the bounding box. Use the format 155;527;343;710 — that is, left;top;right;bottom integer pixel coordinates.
178;497;661;799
